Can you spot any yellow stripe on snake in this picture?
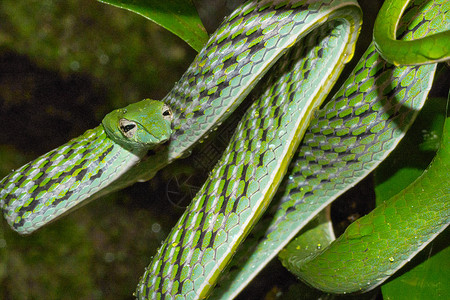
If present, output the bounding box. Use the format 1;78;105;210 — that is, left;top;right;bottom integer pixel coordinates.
0;0;449;299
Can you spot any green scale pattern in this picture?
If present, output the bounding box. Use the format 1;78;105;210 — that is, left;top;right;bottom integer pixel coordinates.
158;0;359;162
295;149;449;293
136;0;362;299
211;0;447;298
0;126;142;234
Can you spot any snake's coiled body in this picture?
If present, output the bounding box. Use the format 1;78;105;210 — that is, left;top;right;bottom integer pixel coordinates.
136;0;449;299
214;1;446;295
1;0;449;299
137;1;363;298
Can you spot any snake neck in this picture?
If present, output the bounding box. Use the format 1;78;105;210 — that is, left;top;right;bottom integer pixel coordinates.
0;125;144;234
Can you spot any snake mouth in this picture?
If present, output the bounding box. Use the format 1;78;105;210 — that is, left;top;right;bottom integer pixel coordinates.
145;140;171;157
158;133;171;144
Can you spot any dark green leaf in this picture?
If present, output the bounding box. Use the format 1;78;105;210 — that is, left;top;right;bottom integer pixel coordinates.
98;0;208;52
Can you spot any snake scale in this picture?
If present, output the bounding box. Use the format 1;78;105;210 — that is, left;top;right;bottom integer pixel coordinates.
1;0;449;299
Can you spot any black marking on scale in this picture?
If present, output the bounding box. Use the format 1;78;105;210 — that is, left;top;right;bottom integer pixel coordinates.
170;6;308;145
152;2;353;296
12;144;115;229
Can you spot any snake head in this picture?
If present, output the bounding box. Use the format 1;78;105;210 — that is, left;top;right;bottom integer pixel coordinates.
102;99;173;152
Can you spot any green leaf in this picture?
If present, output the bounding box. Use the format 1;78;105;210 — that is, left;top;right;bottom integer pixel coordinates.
375;96;449;299
97;0;208;52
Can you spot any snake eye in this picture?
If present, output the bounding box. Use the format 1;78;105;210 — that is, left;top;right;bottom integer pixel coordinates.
162;104;173;122
119;119;137;138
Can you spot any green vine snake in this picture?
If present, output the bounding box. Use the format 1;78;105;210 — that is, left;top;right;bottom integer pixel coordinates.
0;0;449;299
